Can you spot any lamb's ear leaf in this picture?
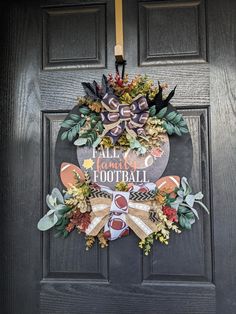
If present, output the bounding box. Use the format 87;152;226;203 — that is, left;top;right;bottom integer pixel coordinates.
195;201;210;214
185;194;195;207
180;177;187;194
37;214;58;231
74;137;88;146
51;188;64;204
46;209;56;216
194;192;204;200
46;195;56;211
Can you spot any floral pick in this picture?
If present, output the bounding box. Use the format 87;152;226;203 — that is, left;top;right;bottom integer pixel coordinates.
37;188;69;231
171;177;209;229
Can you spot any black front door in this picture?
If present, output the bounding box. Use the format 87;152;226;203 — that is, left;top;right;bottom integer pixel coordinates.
1;1;236;313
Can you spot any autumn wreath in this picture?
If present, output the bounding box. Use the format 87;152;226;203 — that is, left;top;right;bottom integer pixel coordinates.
37;74;209;255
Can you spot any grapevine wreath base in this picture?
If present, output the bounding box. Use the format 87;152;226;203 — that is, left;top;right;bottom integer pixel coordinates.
37;74;209;255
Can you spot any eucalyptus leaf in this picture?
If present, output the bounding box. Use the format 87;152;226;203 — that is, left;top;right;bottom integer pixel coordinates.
174;126;182;136
79;118;86;127
178;120;187;127
74;137;88;146
71;126;78;138
61;120;76;128
70;114;80;121
173;114;182;124
166;111;177;121
37;214;58;231
149;106;156;117
96;121;104;133
179;127;189;134
92;137;102;148
67;131;73;142
61;131;68;141
156;107;167;118
79;106;90;115
164;122;174;135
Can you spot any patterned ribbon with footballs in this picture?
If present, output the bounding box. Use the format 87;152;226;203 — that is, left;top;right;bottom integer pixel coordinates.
100;93;149;143
86;183;158;241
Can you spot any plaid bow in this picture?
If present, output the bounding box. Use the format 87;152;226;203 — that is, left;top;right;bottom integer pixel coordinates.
100;94;149;143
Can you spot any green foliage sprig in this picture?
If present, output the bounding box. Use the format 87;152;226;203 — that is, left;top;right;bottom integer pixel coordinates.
74;112;103;147
55;216;70;238
37;188;70;231
61;106;103;147
61;106;93;142
171;177;209;230
149;107;188;136
158;108;188;136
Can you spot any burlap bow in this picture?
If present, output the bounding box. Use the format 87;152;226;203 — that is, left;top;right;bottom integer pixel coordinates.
100;93;149;143
86;183;158;241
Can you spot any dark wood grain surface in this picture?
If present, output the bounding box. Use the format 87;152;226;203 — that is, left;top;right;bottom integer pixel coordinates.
208;0;236;313
0;2;42;314
0;0;235;313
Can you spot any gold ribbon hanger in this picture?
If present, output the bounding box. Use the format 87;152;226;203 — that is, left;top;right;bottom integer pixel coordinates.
114;0;126;78
115;0;124;63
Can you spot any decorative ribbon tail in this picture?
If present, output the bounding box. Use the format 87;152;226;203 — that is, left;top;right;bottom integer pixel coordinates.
126;215;157;240
85;198;111;236
126;201;158;240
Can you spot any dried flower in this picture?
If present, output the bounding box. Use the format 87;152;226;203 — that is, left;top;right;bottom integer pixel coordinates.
156;192;166;205
115;181;129;191
88;101;103;113
85;235;96;250
100;136;113;148
98;231;108;248
162;206;178;223
67;209;91;233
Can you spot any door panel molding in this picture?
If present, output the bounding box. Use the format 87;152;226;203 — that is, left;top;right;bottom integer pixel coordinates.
138;0;207;65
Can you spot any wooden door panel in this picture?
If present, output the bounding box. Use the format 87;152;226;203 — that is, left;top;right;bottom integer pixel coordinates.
40;282;215;314
138;0;207;65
